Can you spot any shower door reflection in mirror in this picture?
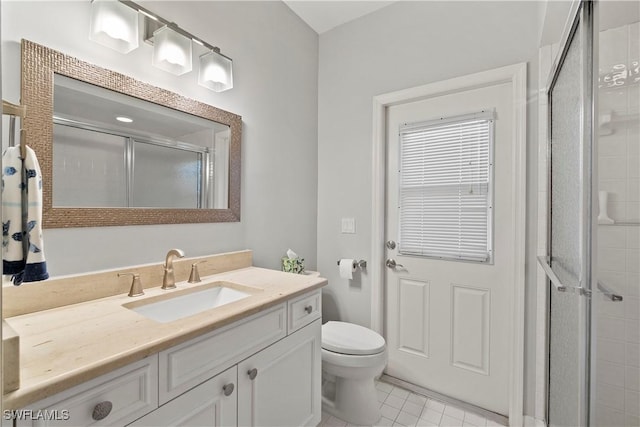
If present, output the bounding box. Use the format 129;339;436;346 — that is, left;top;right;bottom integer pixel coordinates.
52;74;230;210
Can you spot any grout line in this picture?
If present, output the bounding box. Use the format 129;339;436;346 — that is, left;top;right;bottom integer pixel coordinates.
380;374;508;426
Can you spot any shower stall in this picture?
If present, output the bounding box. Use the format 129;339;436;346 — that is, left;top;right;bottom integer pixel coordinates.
541;0;639;426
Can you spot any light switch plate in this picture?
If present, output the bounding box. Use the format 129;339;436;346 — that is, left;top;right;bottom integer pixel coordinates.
341;218;356;234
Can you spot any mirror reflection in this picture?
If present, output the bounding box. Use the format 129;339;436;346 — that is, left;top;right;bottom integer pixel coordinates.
53;74;230;209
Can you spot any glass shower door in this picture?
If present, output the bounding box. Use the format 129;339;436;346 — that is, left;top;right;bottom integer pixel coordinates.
543;1;595;426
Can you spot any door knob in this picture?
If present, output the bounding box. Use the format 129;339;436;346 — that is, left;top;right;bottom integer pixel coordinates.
385;259;404;269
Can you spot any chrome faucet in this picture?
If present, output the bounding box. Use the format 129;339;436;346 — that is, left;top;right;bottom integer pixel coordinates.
162;249;185;290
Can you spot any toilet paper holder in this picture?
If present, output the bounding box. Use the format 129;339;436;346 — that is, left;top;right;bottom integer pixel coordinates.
336;259;367;269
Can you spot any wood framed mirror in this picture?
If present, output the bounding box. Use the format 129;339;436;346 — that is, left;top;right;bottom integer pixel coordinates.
20;39;241;228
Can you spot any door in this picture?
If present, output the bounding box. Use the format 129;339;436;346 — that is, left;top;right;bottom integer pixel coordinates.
384;77;518;415
128;366;237;427
542;2;595;426
237;321;321;427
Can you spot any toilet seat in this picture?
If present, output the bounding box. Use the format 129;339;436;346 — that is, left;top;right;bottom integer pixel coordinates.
322;321;385;355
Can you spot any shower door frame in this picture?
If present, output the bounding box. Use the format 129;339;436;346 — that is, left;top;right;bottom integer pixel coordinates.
543;0;597;425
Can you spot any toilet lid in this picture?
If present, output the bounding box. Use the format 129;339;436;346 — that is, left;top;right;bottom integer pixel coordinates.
322;321;386;355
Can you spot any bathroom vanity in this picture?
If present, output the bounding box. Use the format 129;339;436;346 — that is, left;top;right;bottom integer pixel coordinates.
2;251;325;427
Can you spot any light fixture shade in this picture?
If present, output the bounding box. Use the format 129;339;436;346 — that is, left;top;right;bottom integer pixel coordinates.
199;50;233;92
152;25;193;75
89;0;139;54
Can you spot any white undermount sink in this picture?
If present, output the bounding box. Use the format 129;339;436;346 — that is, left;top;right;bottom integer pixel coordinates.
125;282;254;323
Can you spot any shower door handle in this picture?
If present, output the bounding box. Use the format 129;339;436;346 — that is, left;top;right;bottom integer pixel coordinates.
537;256;591;297
597;281;623;302
537;256;567;292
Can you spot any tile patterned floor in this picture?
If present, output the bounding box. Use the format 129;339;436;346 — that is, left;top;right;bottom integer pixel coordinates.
318;380;508;427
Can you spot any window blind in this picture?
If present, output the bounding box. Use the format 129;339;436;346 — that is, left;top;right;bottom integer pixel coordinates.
398;112;494;262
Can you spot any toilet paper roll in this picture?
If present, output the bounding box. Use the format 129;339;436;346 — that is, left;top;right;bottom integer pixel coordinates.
339;259;355;280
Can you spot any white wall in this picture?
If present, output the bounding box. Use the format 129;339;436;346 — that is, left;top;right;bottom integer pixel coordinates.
1;1;319;275
316;0;541;415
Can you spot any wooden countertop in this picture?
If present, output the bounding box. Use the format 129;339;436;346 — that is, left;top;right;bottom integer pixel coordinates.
3;267;327;410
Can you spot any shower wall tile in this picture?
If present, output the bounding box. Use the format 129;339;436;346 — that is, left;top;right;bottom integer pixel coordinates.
599;226;628;248
628;228;640;248
629;180;640;202
630;22;640;57
625;296;640;320
598;316;627;341
627;202;640;222
596;359;626;387
627;366;640;391
600;89;629;115
629;157;640;179
599;338;626;364
625;390;640;416
626;318;640;343
629;130;640;157
629;85;639;113
627;250;640;273
609;202;628;222
627;414;640;427
598;247;627;272
600;156;629;180
600;26;628;71
595;403;626;427
597;297;625;318
597;382;626;411
628;343;640;367
600;271;627;289
628;274;640;297
600;179;628;203
597;21;640;424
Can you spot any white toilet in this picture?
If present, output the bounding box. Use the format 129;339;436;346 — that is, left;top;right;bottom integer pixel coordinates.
321;321;387;425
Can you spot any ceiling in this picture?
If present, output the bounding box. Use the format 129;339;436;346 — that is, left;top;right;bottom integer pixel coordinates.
283;1;397;34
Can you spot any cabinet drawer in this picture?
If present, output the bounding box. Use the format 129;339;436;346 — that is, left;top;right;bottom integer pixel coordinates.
19;356;158;427
159;303;286;404
288;290;321;333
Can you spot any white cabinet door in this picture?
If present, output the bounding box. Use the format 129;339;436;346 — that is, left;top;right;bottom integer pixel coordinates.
237;320;321;427
129;366;237;427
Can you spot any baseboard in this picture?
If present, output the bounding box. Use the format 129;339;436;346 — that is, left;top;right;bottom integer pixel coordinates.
524;415;546;427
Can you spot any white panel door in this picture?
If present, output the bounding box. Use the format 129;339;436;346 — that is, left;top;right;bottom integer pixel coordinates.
385;81;515;415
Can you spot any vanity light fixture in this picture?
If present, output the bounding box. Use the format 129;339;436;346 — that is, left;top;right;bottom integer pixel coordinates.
198;49;233;92
89;0;139;53
89;0;234;91
152;25;193;76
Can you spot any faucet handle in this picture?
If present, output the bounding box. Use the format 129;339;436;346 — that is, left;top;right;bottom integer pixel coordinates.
118;272;144;297
188;261;206;284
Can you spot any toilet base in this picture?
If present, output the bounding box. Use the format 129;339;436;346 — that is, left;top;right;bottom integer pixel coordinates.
322;375;381;425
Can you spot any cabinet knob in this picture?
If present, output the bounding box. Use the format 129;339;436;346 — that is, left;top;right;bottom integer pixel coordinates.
304;305;313;314
92;401;113;421
222;383;235;396
247;368;258;380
